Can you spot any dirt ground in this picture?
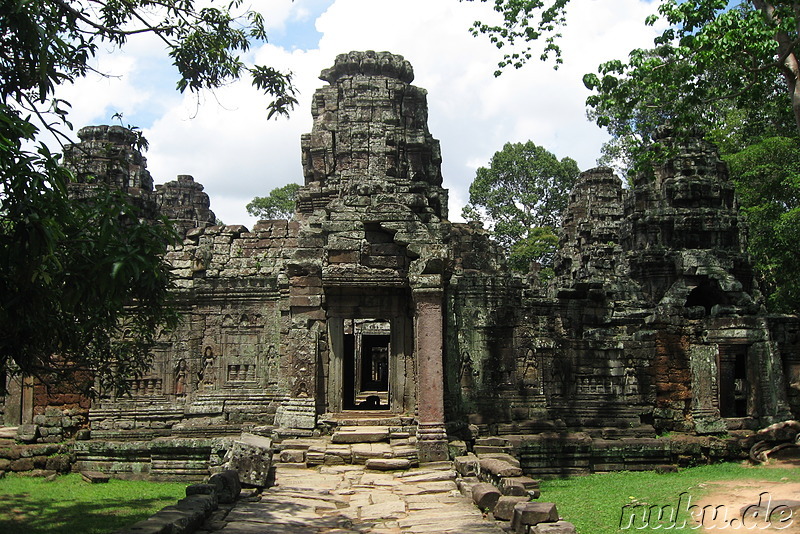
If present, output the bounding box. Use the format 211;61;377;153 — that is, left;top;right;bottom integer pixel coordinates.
693;450;800;532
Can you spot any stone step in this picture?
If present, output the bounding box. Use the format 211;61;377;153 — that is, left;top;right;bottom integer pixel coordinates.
322;413;416;427
331;426;390;444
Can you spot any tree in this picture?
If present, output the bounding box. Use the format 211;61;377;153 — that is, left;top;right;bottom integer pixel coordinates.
467;1;800;139
246;183;301;220
587;45;795;174
1;0;297;394
725;137;800;313
462;141;579;274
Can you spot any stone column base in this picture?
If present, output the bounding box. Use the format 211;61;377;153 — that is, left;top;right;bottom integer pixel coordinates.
417;422;448;463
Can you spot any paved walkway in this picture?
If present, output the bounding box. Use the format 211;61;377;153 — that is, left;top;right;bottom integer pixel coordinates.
199;462;505;534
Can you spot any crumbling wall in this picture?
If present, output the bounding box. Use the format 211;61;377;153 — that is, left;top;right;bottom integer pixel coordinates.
450;135;796;437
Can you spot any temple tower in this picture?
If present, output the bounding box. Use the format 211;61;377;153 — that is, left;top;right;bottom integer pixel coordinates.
286;51;450;460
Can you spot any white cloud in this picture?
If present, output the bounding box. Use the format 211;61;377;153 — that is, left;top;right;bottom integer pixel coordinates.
60;0;665;227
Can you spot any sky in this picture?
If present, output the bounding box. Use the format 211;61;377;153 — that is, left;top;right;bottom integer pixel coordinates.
56;0;665;227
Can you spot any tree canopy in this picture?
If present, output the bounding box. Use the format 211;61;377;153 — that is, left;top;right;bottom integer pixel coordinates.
467;0;800;153
462;141;579;274
247;183;301;220
0;0;297;394
725;137;800;313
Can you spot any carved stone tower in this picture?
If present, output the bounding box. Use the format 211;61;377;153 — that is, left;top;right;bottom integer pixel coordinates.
287;51;451;461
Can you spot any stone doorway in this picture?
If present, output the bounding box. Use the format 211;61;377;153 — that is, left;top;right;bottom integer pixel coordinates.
719;345;750;418
324;288;414;416
343;320;391;410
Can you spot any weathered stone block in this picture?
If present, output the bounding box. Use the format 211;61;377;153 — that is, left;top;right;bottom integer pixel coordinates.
186;483;216;496
8;458;34;472
208;470;241;503
45;455;72;473
223;434;272;487
16;425;39;443
500;476;540;494
365;458;411;470
331;426;389;443
530;521;577;533
471;482;501;512
454;454;479;477
494;496;530;521
81;470;109;483
279;449;306;464
512;502;559;533
479;457;523;478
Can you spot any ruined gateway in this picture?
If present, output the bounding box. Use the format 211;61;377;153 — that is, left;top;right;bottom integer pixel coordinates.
3;51;800;477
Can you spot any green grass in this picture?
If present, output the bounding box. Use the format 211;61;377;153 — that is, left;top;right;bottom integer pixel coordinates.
540;462;800;533
0;473;187;534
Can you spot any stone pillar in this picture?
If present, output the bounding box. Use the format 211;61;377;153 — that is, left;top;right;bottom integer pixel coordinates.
413;288;449;462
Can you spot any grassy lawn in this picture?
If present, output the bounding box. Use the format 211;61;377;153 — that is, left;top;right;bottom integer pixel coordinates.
0;473;187;534
540;462;800;533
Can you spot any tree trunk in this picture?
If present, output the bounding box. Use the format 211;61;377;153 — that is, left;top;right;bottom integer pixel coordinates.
753;0;800;132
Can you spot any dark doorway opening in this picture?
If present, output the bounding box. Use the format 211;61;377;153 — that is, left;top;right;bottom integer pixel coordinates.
719;345;749;418
342;323;391;411
360;335;390;393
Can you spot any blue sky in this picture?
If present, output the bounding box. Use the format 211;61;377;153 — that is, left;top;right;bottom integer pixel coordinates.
58;0;666;226
267;0;333;51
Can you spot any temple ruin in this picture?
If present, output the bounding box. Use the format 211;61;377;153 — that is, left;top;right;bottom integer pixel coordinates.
2;51;799;477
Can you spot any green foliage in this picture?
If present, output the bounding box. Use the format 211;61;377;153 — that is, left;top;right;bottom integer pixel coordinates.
508;227;559;278
462;141;579;273
725;136;800;313
469;1;800;165
246;183;301;220
0;473;186;534
1;0;297;120
583;1;798;172
463;0;572;73
0;0;296;392
0;105;180;393
540;461;800;533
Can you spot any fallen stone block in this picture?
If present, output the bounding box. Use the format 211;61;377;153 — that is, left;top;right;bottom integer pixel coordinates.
208;470;241;504
472;482;502;513
500;476;541;497
223;433;272;487
454;454;479;477
501;475;540;490
493;495;530;521
512;502;559;534
456;475;480;496
530;520;577;533
279;449;306;464
366;458;411;470
185;483;216;497
479;457;523;478
81;470;110;483
478;452;521;467
174;494;218;515
655;464;678;474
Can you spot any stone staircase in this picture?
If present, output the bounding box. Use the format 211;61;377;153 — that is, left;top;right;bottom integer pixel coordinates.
274;415;420;470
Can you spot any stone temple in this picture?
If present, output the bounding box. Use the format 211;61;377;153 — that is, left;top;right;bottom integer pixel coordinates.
2;51;799;477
